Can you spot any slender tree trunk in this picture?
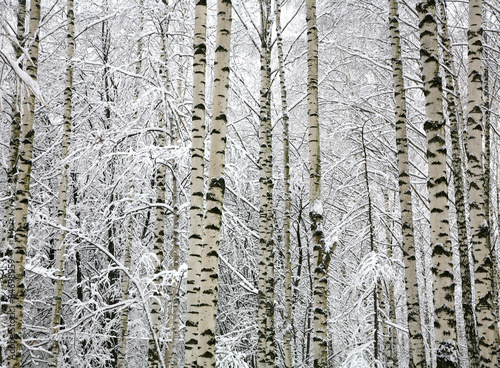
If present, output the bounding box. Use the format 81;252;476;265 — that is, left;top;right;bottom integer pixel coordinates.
117;215;132;368
383;189;397;368
184;1;207;367
388;1;426;366
467;1;500;365
2;0;25;253
257;1;275;367
8;1;41;367
1;3;25;365
306;1;331;367
416;1;458;366
164;116;181;368
276;0;293;366
361;125;378;363
438;2;479;365
197;1;232;366
48;1;75;365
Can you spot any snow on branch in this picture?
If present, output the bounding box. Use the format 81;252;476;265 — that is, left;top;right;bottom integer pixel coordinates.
0;49;47;105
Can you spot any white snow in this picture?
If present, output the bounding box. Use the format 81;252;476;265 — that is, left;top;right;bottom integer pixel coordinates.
311;199;323;216
0;50;47;105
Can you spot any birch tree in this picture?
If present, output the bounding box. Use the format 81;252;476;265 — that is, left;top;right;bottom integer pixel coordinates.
49;0;75;365
387;0;426;366
416;0;458;365
184;1;207;366
0;3;25;363
257;0;275;366
306;1;331;367
276;0;293;366
467;1;500;364
197;0;232;366
438;1;479;364
8;1;41;367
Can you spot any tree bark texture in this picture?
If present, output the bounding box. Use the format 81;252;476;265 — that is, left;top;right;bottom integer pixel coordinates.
438;1;479;365
276;0;293;366
306;1;331;367
184;1;207;367
388;0;427;366
49;0;75;365
416;1;458;366
8;1;41;367
197;1;232;367
467;1;499;364
257;1;275;367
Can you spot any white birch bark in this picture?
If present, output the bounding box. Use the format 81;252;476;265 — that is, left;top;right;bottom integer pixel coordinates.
8;1;41;367
197;1;232;366
257;0;275;366
165;99;181;368
438;1;479;365
306;1;331;367
1;3;25;364
148;36;169;368
416;1;458;365
48;0;75;365
184;1;207;367
388;1;427;366
276;0;293;366
467;1;499;365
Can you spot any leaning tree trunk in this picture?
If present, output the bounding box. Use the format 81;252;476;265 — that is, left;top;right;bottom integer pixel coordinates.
306;1;331;367
197;1;232;367
257;0;275;367
438;1;479;365
416;1;458;366
48;0;75;365
361;125;379;363
388;1;427;366
8;1;41;367
275;0;293;366
467;1;500;364
184;1;207;367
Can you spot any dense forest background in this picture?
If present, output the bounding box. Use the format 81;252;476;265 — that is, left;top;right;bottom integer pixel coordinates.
1;0;500;367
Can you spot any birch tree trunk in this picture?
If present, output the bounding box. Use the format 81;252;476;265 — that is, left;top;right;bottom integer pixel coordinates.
148;39;169;368
306;1;331;367
164;111;181;368
184;1;207;367
1;3;25;364
276;0;293;366
467;1;499;364
197;1;232;366
361;125;378;363
383;189;398;368
416;1;458;365
257;0;275;366
482;49;500;360
2;0;25;254
48;0;75;365
8;1;41;367
388;1;427;366
438;1;478;365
